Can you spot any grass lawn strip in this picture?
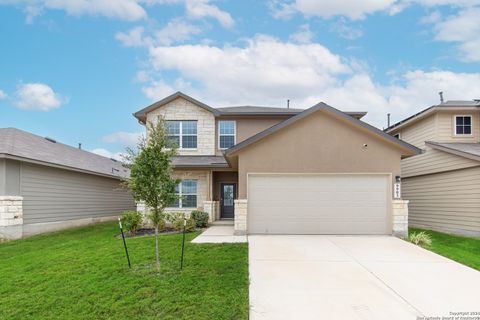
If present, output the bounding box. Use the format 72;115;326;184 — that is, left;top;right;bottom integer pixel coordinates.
0;222;249;320
410;227;480;271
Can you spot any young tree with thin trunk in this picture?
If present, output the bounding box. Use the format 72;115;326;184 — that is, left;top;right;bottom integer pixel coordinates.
123;119;180;271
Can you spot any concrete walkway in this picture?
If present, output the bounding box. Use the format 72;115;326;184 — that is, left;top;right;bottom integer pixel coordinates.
249;235;480;320
191;225;247;243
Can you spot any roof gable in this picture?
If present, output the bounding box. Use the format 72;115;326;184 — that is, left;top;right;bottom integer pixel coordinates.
386;100;480;133
134;91;220;123
225;102;421;157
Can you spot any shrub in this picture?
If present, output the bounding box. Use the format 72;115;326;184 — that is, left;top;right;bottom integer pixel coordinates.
164;212;184;224
173;217;196;232
191;210;209;228
408;231;432;247
120;211;143;235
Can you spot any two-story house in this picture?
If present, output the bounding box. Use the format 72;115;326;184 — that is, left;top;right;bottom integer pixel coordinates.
386;100;480;237
134;92;420;236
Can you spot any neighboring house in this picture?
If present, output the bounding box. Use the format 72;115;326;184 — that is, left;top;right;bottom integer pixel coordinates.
0;128;135;239
134;92;420;236
386;100;480;237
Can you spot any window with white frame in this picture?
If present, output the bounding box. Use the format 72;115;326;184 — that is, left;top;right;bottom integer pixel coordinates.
393;133;401;139
454;116;472;135
172;180;197;208
166;120;197;149
219;120;236;149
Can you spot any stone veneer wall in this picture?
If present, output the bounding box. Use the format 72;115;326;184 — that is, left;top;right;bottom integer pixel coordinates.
234;199;247;235
392;199;409;238
165;170;210;214
146;97;216;156
203;200;218;223
0;196;23;239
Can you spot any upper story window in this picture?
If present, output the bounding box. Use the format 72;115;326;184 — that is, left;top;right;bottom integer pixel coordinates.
219;120;236;149
454;116;472;135
393;133;401;139
166;120;197;149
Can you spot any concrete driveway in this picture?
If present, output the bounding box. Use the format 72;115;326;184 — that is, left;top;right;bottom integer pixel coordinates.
249;235;480;320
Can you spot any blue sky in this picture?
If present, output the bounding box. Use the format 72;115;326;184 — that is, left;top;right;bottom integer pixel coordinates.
0;0;479;158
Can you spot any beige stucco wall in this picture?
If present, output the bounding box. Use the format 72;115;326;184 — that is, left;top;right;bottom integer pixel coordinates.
235;110;403;198
167;170;211;213
146;97;216;155
215;116;290;155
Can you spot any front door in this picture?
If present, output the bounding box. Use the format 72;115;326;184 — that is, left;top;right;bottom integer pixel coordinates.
220;183;236;219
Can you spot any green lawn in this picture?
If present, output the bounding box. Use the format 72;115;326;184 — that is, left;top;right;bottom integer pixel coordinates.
0;222;249;320
410;228;480;271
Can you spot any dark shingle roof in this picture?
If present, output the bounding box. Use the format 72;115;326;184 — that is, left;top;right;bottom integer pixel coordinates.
133;91;367;122
426;141;480;162
216;106;367;119
0;128;129;179
216;106;304;115
171;155;229;168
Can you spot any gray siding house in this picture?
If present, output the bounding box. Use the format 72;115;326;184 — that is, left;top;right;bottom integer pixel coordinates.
386;100;480;237
0;128;135;239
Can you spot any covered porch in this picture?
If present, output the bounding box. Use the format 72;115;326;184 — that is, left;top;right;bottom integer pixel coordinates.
203;170;238;223
170;155;239;224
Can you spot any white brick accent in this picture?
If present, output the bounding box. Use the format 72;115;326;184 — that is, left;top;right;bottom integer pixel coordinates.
392;199;409;238
234;199;248;235
146;97;216;155
0;196;23;227
203;200;218;223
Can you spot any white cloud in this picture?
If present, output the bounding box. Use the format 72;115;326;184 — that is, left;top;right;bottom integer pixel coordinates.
289;24;314;43
294;0;397;20
270;0;480;20
148;35;351;103
90;148;124;161
116;19;202;48
140;35;480;128
155;18;202;45
103;131;143;146
0;89;6;99
185;0;234;28
115;26;152;47
429;7;480;61
13;83;64;111
330;18;363;39
0;0;147;22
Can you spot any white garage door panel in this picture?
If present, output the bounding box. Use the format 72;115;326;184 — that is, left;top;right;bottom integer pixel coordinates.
248;174;389;234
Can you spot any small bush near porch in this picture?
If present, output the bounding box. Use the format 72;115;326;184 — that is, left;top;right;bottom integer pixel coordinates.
0;222;249;319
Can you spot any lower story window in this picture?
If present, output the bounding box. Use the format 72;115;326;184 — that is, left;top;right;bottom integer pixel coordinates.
173;180;198;208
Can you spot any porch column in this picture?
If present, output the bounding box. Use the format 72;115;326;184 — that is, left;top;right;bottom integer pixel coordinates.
234;199;247;235
392;199;409;239
203;200;218;223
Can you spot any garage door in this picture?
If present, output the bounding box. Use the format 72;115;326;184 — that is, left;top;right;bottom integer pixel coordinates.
248;174;390;234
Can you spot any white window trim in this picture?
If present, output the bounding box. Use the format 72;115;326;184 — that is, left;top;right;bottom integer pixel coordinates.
172;180;198;208
393;132;401;139
218;120;236;150
453;115;473;136
166;120;198;150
